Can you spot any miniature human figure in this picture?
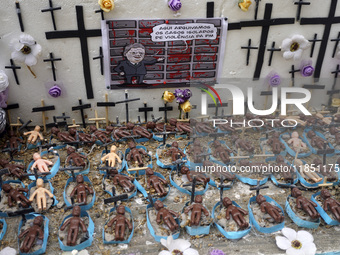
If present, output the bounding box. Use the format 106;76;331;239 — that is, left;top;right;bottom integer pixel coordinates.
307;130;327;150
256;194;284;223
180;166;210;186
212;140;232;164
294;159;323;183
109;169;135;192
222;197;249;229
60;205;87;246
51;127;76;143
216;121;236;132
275;155;293;183
24;125;43;144
287;131;307;152
146;122;176;132
2;183;30;208
66;147;87;167
112;126;132;140
29;178;54;211
203;160;235;181
101;145;122;167
232;135;254;153
8;130;23;149
146;167;168;197
0;159;26;179
184;195;209;226
169;118;192;133
329;126;340;145
154;200;179;232
189;119;215;133
188;139;205;163
320;189;340;222
313;158;337;182
267;132;285;154
107;205;133;241
70;175;94;205
126;141;148;167
31;153;53;173
291;187;320;220
18;216;44;253
89;125;111;143
126;122;152;139
68;128;95;144
114;43;164;84
166;141;186;162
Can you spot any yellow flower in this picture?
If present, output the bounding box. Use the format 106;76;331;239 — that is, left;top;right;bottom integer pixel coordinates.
332;98;340;107
238;0;252;12
98;0;114;12
163;91;175;103
180;101;192;113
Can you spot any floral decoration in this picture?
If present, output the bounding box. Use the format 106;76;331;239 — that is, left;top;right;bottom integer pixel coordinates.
162;91;175;103
49;84;62;98
159;235;199;255
173;88;192;119
0;71;9;108
168;0;182;12
209;249;226;255
268;73;281;87
98;0;114;12
281;35;310;61
238;0;252;12
300;60;314;77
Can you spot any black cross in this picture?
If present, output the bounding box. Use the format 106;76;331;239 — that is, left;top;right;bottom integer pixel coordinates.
0;168;9;186
93;47;104;75
267;42;281;66
45;5;102;99
5;59;21;85
254;0;261;20
43;52;62;81
24;168;51;180
104;192;129;207
95;9;105;20
183;176;197;203
151;114;162;123
289;65;301;87
327;65;340;107
209;132;225;141
206;2;214;18
15;2;24;32
53;113;70;130
60;164;83;181
308;33;323;58
208;100;228;117
71;99;91;127
331;31;340;58
241;39;258;66
115;91;140;123
229;4;295;79
172;154;187;176
301;0;340;80
294;0;310;21
249;180;269;196
41;0;61;30
303;84;325;90
7;208;35;221
65;202;86;210
317;142;335;165
18;118;32;132
159;103;173;123
139;103;153;123
154;125;176;145
218;176;233;206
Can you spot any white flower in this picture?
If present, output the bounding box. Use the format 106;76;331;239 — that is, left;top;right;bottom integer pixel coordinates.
275;227;316;255
61;249;89;255
10;33;41;66
159;235;199;255
281;35;310;60
0;70;9;92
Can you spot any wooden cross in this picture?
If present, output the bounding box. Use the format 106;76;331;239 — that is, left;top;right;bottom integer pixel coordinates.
241;39;258;66
294;0;310;21
71;99;91;127
5;59;21;85
89;110;105;129
5;103;20;129
41;0;61;30
43;52;62;81
139;102;153;123
318;177;333;189
32;99;56;132
10;117;22;132
97;93;115;126
68;119;80;129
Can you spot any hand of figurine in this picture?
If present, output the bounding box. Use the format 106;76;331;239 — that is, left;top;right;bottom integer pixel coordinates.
156;219;161;224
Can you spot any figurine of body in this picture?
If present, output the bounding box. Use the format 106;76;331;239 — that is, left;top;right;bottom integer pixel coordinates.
146;168;167;197
24;125;43;144
203;160;235;181
70;175;94;205
267;132;285;154
212;140;232;164
18;216;44;253
66;147;87;167
101;145;122;167
126;122;152;139
180;166;210;186
329;127;340;145
307;130;326;150
146;122;175;132
189;139;205;163
8;130;23;149
223;197;249;229
109;169;135;192
68;128;95;144
291;188;320;220
107;205;133;241
126;141;148;167
232;135;254;153
169;118;192;133
166;141;186;162
31;153;53;173
184;195;209;226
112;126;132;140
0;159;26;179
275;155;293;183
256;194;284;223
154;200;179;232
287;131;307;152
294;159;322;183
313;158;337;182
320;189;340;222
189;119;215;133
60;205;87;246
89;125;111;143
29;178;54;211
51;127;76;143
2;183;30;208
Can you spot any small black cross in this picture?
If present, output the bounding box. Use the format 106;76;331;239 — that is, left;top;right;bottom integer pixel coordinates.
18;119;32;132
65;202;86;210
5;59;21;85
15;2;24;32
331;32;340;58
93;47;104;75
209;132;225;141
212;109;230;119
289;65;301;87
218;176;233;206
24;168;51;180
241;39;258;66
139;103;153;123
327;65;340;107
71;99;91;127
294;0;310;21
53;113;70;130
183;176;197;203
115;91;140;123
208;100;228;117
308;33;323;58
41;0;62;31
254;0;261;20
317;142;335;165
154;125;176;145
104;192;129;207
267;41;281;66
172;154;187;176
151;114;162;123
95;9;105;20
159;103;173;123
60;164;83;181
43;52;62;81
7;208;35;221
249;180;269;196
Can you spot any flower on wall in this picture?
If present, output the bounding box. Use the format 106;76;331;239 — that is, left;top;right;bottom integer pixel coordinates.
174;88;192;119
0;71;9;108
300;60;314;77
281;35;310;60
168;0;182;12
266;71;281;87
98;0;114;12
159;235;199;255
162;91;175;103
10;34;41;66
239;0;252;12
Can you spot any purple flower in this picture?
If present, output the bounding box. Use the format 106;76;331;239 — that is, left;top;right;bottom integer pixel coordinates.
49;84;62;97
168;0;182;11
182;89;192;100
210;249;226;255
269;74;281;87
301;65;314;77
174;88;191;103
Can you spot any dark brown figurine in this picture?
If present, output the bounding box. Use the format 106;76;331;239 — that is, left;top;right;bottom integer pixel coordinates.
291;187;320;220
329;127;340;145
2;183;30;208
275;155;294;183
107;205;133;241
146;122;175;132
184;195;209;226
256;194;284;223
51;127;76;143
70;175;94;205
8;130;23;149
89;125;111;143
68;128;95;144
189;119;215;133
212;140;232;164
66;147;87;167
320;189;340;222
18;216;44;253
60;205;87;246
313;158;337;182
180;166;210;186
232;135;254;153
166;141;186;162
307;130;326;150
203;160;235;181
0;159;26;179
126;122;152;139
126;141;148;167
146;167;167;197
109;169;135;192
223;197;249;229
112;127;132;140
189;139;205;163
169;118;192;133
154;200;179;232
267;132;285;154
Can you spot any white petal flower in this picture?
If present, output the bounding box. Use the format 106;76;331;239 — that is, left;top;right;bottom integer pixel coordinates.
61;249;89;255
9;33;41;66
159;235;199;255
0;70;9;92
281;35;310;61
275;227;316;255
